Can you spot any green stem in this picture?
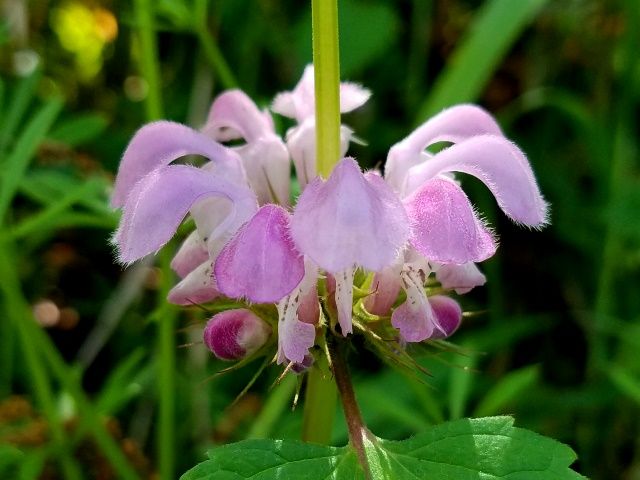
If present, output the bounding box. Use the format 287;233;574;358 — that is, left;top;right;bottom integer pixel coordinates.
156;251;178;480
133;0;163;120
0;245;82;480
194;0;237;89
312;0;341;177
302;353;337;444
247;374;297;439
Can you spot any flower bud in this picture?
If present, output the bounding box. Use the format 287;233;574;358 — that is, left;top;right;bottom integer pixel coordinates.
429;295;462;339
203;309;271;361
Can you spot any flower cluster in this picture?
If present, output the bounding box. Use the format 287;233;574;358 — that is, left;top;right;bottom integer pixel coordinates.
111;66;547;368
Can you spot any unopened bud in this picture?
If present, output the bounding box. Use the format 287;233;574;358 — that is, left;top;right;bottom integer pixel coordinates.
203;309;271;361
429;295;462;339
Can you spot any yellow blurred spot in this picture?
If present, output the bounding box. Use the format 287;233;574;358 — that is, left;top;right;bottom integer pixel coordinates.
50;2;118;82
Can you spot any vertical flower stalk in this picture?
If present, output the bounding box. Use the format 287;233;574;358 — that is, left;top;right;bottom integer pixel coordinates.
301;0;341;444
312;0;341;177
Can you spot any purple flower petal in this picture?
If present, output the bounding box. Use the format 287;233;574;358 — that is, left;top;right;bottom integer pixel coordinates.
391;264;442;342
291;158;409;273
170;231;209;278
363;262;403;316
435;262;486;294
215;205;305;303
167;260;220;305
428;296;462;339
235;138;291;206
113;165;257;264
404;177;496;264
203;309;271;361
272;65;371;122
112;121;246;208
386;105;502;192
202;90;274;142
286;119;353;191
404;135;549;227
277;264;318;364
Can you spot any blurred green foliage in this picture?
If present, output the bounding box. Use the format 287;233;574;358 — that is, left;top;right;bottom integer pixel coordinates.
0;0;639;479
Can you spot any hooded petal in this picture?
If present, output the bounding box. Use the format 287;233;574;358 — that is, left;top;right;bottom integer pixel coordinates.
340;82;371;112
215;205;305;303
112;121;246;208
167;260;220;305
404;135;549;227
171;230;209;278
113;165;257;264
291;158;409;273
202;89;274;142
235;137;291;205
391;264;443;342
404;177;496;264
385;105;502;192
435;262;486;294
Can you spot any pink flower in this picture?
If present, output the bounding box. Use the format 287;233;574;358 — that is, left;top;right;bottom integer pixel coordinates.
111;68;548;365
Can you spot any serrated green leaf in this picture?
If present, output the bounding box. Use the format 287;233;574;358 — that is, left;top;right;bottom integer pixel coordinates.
180;417;584;479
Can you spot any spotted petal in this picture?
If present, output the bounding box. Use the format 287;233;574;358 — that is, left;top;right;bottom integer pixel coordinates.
167;260;220;305
113;165;257;264
291;158;409;273
404;177;496;264
112;121;246;208
215;205;305;303
386;105;502;192
404;135;549;227
171;231;209;278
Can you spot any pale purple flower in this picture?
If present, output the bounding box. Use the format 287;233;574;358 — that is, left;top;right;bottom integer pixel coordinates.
272;65;371;189
111;69;548;366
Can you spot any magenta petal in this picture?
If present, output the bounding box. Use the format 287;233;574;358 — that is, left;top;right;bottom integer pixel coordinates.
364;263;403;316
404;177;496;264
171;231;209;278
291;158;409;273
428;296;462;339
215;205;305;303
204;309;271;361
203;90;273;143
112;121;245;208
114;165;257;264
167;260;220;305
404;135;549;227
386;105;502;192
435;262;486;294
